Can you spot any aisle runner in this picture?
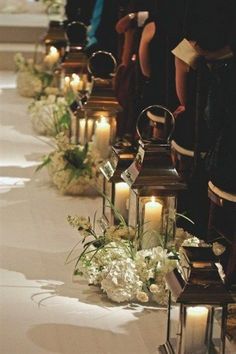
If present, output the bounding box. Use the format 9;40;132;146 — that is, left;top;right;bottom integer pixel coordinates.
0;85;168;354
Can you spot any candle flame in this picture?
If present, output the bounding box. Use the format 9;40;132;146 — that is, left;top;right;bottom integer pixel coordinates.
99;116;108;123
151;196;156;203
71;73;80;82
49;46;58;54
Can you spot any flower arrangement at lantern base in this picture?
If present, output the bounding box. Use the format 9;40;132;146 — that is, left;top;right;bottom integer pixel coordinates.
14;52;59;98
37;132;103;195
28;94;72;136
66;212;227;304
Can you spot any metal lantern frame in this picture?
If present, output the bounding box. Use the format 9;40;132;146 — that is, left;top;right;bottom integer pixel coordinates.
60;21;89;89
159;246;233;354
66;51;121;151
121;105;186;249
100;144;136;224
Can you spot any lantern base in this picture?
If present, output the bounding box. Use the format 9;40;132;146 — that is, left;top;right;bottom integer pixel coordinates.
158;342;175;354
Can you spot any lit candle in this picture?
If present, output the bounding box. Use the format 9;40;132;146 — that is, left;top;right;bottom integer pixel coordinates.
44;46;59;66
115;182;130;221
142;197;163;249
184;306;209;353
86;119;94;141
63;76;70;93
79;118;86;145
95;116;111;159
70;73;83;93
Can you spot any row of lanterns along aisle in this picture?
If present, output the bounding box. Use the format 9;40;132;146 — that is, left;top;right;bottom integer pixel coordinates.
43;20;120;159
42;19;234;354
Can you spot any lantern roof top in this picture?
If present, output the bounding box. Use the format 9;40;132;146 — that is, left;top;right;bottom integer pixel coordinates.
166;247;233;304
121;142;186;192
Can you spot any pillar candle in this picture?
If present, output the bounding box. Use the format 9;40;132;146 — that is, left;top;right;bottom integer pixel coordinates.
184;306;209;353
86;119;94;141
95;116;111;159
70;73;83;93
78;118;86;145
44;46;59;66
63;76;70;93
115;182;130;221
142;197;163;248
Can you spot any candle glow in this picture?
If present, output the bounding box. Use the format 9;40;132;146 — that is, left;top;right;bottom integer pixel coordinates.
115;182;130;221
95;116;111;159
44;46;59;66
184;306;209;353
142;196;163;248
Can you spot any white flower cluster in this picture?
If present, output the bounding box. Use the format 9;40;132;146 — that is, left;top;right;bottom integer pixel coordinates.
44;133;102;195
28;95;69;136
105;225;136;242
16;71;43;98
77;242;177;304
101;258;143;303
14;53;59;98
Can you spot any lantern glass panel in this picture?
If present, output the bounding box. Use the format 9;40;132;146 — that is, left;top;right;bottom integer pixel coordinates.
139;195;176;249
167;302;226;354
103;181;130;225
76;109;117;158
62;72;94;102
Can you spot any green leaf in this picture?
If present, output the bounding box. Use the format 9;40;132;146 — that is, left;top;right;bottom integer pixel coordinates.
176;213;195;225
58;112;70;129
35;155;51;172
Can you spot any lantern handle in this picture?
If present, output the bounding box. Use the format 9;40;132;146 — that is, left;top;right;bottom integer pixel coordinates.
136;104;175;144
87;50;117;79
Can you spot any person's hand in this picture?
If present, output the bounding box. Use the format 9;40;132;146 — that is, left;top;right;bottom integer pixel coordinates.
173;105;185;118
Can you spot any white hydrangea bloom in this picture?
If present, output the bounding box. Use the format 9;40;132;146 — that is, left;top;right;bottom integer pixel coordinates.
29;95;70;136
101;258;142;303
16;71;42;98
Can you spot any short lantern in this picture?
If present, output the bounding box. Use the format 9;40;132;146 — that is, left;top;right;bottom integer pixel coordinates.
159;246;233;354
43;20;68;58
121;105;185;249
100;142;136;224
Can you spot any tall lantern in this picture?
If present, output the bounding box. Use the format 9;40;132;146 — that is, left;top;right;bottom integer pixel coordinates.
77;51;122;156
159;246;233;354
121;105;185;249
60;21;93;99
100;142;136;224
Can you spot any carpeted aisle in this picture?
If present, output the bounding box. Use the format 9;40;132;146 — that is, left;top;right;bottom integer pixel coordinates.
0;74;168;354
0;73;235;354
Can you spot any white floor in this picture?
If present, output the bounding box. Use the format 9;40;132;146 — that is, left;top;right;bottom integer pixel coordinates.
0;72;235;354
0;73;168;354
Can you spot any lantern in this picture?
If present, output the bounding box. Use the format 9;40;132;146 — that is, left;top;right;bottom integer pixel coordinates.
78;51;122;154
60;21;92;97
159;246;233;354
67;52;121;151
121;105;185;249
43;20;68;58
100;142;136;224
